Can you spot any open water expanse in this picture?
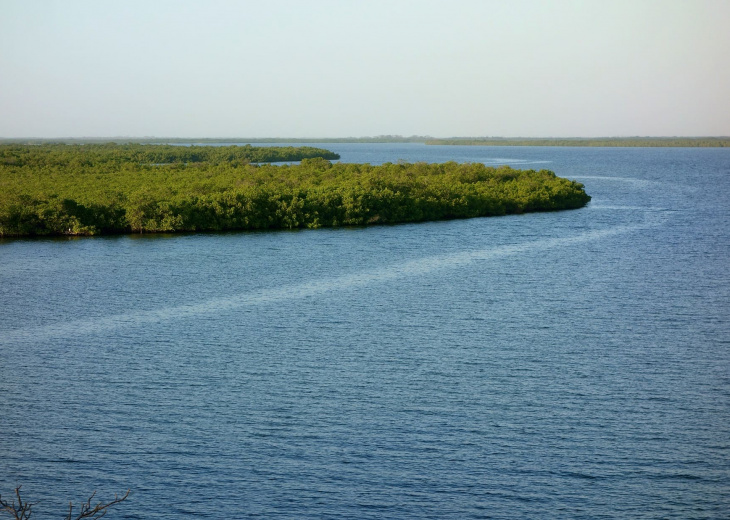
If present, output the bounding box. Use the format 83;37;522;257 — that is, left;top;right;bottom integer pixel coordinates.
1;144;729;519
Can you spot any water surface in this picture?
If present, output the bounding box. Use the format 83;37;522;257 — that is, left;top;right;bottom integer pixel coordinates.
1;144;728;518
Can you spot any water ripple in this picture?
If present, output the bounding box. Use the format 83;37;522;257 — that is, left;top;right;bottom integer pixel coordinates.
1;209;666;345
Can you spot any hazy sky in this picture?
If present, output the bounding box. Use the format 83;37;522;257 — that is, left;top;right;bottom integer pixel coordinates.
1;0;728;138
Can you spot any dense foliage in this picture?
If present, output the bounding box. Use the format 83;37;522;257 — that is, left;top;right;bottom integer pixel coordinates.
0;145;590;237
0;143;340;167
426;137;730;147
0;136;429;145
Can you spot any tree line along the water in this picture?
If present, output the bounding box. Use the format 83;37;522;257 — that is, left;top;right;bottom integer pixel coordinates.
0;144;591;237
0;142;340;167
0;136;430;145
425;137;730;147
4;136;728;147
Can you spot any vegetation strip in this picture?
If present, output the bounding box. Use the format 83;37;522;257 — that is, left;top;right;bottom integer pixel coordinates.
3;137;727;147
425;137;730;147
0;142;340;166
0;144;590;237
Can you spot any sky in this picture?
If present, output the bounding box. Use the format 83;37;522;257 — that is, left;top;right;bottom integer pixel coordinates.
1;0;728;138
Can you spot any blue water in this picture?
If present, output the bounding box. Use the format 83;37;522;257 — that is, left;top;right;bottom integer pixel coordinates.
1;144;729;519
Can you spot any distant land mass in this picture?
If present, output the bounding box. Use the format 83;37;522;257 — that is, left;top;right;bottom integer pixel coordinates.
1;136;728;147
0;135;730;148
425;137;730;147
0;136;431;145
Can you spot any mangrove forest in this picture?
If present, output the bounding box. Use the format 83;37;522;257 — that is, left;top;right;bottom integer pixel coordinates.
0;144;591;237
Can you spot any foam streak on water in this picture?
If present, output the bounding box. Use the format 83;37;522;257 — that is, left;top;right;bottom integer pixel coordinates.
1;209;665;345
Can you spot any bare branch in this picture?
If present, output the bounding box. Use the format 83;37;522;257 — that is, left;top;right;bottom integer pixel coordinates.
0;486;35;520
65;489;130;520
2;487;129;520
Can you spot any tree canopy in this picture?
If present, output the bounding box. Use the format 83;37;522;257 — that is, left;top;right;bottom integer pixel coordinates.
0;144;590;237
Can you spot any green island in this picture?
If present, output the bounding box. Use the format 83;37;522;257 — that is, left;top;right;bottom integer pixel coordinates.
425;137;730;147
0;144;590;237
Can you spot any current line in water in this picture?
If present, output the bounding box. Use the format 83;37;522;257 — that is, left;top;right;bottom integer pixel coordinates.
1;211;666;345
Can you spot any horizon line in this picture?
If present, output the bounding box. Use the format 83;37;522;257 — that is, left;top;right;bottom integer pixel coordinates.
2;135;730;141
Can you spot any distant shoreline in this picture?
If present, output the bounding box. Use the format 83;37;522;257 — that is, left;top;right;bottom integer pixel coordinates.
1;136;728;147
425;138;730;147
